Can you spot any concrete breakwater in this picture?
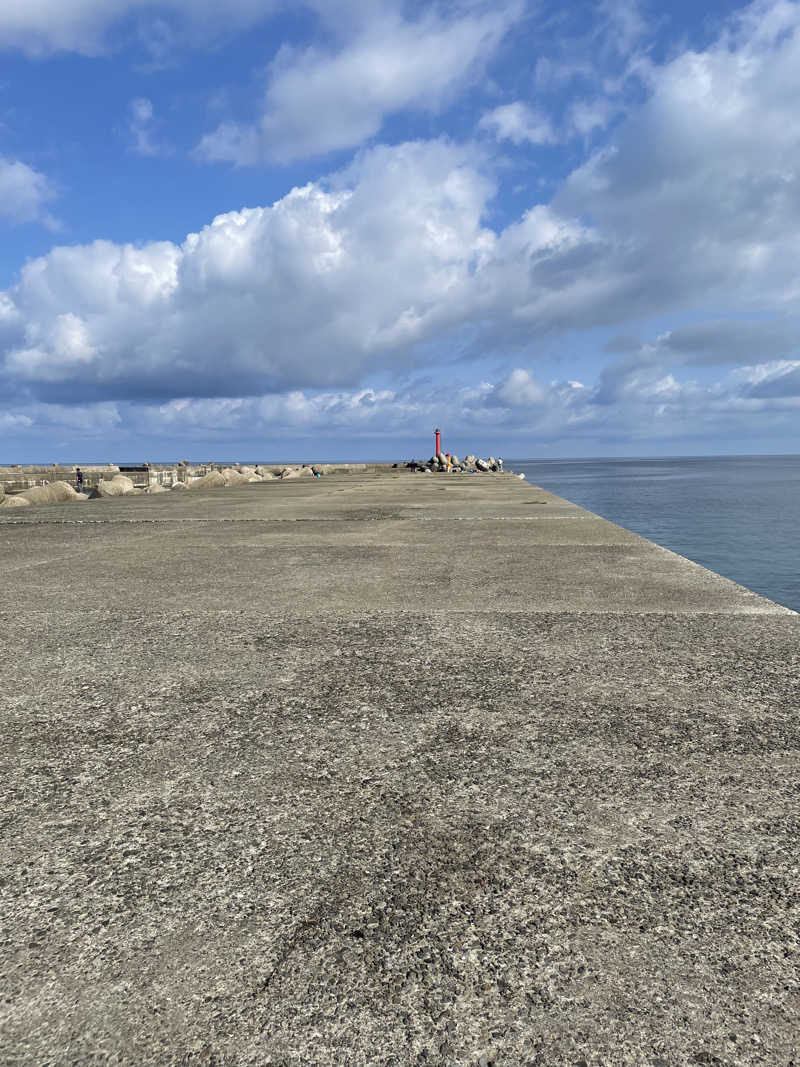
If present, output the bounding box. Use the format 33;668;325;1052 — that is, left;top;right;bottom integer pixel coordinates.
0;460;518;509
1;470;798;1065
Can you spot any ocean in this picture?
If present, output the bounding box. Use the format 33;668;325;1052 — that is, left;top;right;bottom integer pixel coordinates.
509;455;800;614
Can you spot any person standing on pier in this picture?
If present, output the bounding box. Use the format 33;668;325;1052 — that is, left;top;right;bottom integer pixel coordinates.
75;468;84;493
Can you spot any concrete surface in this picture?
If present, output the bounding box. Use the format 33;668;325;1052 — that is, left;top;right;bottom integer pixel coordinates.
1;471;798;1066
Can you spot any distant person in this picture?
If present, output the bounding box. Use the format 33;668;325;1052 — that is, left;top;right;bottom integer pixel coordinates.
75;468;84;492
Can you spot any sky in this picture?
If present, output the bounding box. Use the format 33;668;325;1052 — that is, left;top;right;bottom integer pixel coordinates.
1;0;800;462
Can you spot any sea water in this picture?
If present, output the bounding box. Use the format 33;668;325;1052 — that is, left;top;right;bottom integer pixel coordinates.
509;455;800;613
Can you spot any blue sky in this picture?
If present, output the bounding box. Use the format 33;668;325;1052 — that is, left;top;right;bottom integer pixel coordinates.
1;0;800;461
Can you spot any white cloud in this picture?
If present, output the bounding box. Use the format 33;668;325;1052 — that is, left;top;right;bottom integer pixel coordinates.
597;0;648;56
478;102;554;145
0;140;499;400
0;157;58;228
7;312;100;382
551;0;800;318
493;368;548;406
608;319;800;367
127;97;165;156
0;412;33;430
109;357;800;443
127;375;580;439
0;0;421;56
42;401;123;430
452;0;800;340
200;3;522;163
4;352;800;449
0;0;285;55
0;401;119;436
567;97;616;137
738;359;800;397
531;0;648;102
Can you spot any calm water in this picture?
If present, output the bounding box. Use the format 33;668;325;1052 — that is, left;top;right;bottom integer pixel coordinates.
509;455;800;613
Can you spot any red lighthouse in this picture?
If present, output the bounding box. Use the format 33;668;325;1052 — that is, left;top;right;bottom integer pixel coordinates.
434;428;441;456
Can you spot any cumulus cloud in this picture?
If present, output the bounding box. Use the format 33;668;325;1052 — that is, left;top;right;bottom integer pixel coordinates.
492;368;549;406
552;0;800;315
452;0;800;338
0;157;58;228
478;102;554;145
199;3;522;163
0;140;500;401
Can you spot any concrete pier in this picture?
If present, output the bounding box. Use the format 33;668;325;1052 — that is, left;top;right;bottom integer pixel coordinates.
1;471;798;1065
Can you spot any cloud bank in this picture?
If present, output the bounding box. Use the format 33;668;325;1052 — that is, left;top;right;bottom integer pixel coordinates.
5;357;800;455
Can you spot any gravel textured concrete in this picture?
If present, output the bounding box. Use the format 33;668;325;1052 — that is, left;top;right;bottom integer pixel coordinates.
1;471;798;1066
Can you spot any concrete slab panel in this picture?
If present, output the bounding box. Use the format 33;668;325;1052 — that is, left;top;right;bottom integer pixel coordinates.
1;473;798;1065
2;537;789;616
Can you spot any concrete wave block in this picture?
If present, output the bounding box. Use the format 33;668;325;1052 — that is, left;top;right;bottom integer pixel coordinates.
20;481;85;505
187;470;227;489
95;474;137;497
220;468;251;486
